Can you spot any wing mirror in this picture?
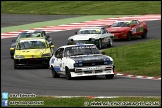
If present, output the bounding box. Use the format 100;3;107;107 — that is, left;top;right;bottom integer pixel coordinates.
50;45;54;48
46;35;50;38
10;48;15;50
12;39;16;42
75;32;78;34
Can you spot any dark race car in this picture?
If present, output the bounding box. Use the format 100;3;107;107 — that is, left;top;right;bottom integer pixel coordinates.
106;20;148;40
10;30;54;59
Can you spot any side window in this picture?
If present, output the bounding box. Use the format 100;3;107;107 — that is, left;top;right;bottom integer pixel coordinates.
55;49;60;58
60;48;64;58
132;20;138;25
136;20;140;24
55;48;64;58
64;48;73;57
41;31;46;37
101;28;107;34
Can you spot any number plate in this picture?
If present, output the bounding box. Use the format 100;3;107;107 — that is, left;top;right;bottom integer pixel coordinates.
88;67;99;70
92;70;95;74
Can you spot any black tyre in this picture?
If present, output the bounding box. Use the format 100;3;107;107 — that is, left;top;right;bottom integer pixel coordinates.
107;38;113;47
127;32;132;41
65;67;72;80
14;60;18;69
98;39;102;49
105;74;114;79
141;29;147;39
51;67;60;78
50;48;54;55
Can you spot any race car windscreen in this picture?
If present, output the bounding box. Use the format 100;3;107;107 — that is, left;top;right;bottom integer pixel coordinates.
16;40;47;50
16;33;43;41
64;45;101;57
111;22;130;27
78;29;101;34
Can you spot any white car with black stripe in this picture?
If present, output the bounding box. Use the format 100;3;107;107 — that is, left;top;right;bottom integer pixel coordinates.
49;44;115;80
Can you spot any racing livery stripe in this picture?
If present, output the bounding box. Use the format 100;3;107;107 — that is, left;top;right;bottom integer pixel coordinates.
1;15;161;39
54;67;61;72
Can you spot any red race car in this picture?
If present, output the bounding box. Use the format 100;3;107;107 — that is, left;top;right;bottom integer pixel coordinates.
106;20;148;40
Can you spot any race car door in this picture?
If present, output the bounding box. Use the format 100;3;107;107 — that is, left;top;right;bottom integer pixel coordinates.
131;20;143;36
101;28;109;45
54;48;65;74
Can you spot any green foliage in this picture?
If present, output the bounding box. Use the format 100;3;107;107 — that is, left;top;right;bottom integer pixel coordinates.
8;96;161;107
104;39;161;77
1;1;161;15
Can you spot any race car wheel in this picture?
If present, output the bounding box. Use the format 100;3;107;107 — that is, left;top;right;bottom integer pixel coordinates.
14;60;18;69
51;67;60;78
98;39;102;49
65;67;72;80
141;29;147;39
127;32;132;41
50;48;54;55
107;38;113;47
105;74;114;79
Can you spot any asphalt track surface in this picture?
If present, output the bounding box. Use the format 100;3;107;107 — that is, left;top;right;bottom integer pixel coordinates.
1;14;161;96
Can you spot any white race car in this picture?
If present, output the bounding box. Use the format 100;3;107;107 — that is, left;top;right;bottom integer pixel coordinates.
67;27;114;49
49;44;115;80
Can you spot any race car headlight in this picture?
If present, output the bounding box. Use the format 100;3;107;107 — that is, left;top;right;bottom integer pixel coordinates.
103;58;113;65
104;61;108;65
74;60;83;67
104;58;110;61
74;63;79;67
42;53;51;57
74;63;83;67
15;55;25;59
109;61;113;65
104;61;113;65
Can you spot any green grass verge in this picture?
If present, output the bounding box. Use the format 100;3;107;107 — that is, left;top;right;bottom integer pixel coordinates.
1;1;161;15
1;15;130;33
103;39;161;77
6;96;161;107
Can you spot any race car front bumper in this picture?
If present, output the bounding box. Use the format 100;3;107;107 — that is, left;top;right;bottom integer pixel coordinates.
113;33;127;39
14;57;51;67
70;65;114;77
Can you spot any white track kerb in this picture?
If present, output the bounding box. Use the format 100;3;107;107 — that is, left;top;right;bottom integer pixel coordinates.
114;72;161;80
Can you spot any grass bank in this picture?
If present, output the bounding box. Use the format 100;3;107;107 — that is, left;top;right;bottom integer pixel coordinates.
103;39;161;77
1;1;161;15
7;96;161;107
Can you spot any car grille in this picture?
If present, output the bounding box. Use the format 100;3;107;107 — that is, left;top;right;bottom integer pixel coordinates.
75;60;112;67
83;62;104;66
15;58;50;65
84;70;103;74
